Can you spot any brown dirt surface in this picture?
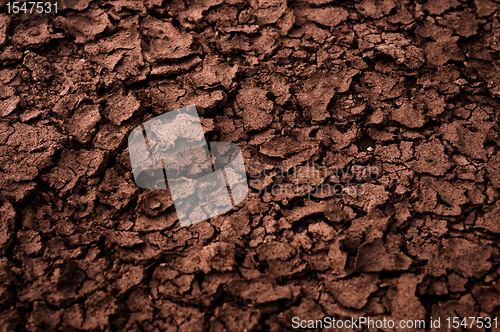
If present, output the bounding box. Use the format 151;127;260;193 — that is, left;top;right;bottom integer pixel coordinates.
1;0;500;331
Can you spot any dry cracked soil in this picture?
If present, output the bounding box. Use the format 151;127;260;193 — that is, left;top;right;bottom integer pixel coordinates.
1;0;500;331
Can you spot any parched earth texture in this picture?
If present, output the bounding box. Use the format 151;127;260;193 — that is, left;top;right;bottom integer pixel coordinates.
1;0;500;331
